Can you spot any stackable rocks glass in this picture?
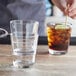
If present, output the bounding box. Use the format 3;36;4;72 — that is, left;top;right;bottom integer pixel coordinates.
10;20;39;68
46;22;71;55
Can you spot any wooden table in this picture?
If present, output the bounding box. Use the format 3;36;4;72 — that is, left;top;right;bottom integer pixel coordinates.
0;45;76;76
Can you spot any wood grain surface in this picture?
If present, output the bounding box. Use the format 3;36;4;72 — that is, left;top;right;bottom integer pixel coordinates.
0;45;76;76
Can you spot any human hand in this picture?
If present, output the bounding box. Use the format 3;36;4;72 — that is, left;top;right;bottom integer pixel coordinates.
52;0;76;19
67;0;76;19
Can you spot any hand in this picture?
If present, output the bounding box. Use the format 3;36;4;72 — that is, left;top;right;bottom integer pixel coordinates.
67;0;76;19
52;0;66;13
52;0;76;19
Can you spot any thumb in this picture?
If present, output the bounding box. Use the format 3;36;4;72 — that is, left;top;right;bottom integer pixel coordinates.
64;4;70;16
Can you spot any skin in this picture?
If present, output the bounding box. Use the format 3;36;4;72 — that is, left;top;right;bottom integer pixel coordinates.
51;0;76;19
68;0;76;19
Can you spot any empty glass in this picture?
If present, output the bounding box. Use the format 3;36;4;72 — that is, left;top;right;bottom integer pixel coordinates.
10;20;39;68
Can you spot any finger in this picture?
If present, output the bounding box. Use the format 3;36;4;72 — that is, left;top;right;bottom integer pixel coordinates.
67;0;73;5
64;9;68;16
64;4;70;16
68;0;76;12
69;8;76;16
70;14;76;19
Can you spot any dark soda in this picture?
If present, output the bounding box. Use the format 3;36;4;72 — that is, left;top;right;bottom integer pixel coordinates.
47;23;71;55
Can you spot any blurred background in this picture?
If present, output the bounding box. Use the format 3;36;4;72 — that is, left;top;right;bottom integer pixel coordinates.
0;0;76;44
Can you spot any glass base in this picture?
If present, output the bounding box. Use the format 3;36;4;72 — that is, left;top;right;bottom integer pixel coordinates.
13;60;34;68
49;49;67;55
0;54;35;69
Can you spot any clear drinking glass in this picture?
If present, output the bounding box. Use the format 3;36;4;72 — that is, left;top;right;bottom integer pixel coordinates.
46;22;71;55
10;20;39;68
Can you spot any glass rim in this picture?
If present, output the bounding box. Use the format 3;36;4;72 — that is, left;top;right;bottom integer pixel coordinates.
10;20;39;24
47;22;72;26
